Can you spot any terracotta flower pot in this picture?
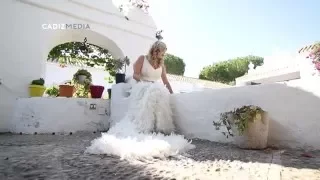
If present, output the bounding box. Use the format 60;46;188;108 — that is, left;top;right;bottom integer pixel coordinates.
90;85;104;98
59;85;74;97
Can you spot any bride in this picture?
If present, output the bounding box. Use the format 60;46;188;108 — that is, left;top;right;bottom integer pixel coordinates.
86;41;194;160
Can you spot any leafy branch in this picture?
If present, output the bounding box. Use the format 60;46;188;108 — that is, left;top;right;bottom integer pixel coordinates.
47;42;118;76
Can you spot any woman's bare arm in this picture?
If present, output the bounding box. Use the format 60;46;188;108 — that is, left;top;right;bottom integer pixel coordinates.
161;65;173;94
133;55;144;81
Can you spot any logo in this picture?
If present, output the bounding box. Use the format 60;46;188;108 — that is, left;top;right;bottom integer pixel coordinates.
42;24;90;30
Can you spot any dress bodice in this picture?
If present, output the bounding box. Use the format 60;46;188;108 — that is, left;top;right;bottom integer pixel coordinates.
140;56;162;82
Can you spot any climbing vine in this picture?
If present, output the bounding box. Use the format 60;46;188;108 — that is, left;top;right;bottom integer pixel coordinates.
47;41;118;76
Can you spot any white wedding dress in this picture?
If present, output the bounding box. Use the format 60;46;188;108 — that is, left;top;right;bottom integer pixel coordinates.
86;56;195;160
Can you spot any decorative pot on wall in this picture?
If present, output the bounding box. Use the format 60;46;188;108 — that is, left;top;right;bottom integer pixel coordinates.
59;85;74;97
230;112;269;149
90;85;105;98
115;73;125;84
29;85;46;97
77;75;87;83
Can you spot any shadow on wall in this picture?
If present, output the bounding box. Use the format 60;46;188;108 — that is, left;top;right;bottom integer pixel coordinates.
171;83;320;149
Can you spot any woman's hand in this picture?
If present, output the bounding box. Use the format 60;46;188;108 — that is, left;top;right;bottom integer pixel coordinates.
161;65;173;94
133;73;141;82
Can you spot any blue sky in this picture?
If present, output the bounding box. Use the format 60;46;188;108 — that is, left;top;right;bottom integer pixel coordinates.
150;0;319;77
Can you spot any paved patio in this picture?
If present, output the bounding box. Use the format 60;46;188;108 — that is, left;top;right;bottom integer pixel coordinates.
0;132;319;180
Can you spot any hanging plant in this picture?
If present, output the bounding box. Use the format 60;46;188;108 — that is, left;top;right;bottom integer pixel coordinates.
73;79;92;98
73;69;92;84
72;69;92;98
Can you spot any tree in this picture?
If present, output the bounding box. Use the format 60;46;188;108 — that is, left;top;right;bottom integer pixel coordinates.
164;53;186;75
47;41;118;76
199;55;264;84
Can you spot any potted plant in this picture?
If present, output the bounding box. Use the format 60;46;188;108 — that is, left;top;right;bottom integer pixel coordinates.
59;81;75;97
90;84;105;99
73;69;92;84
29;78;46;97
72;70;92;98
74;79;92;98
114;56;130;84
213;105;269;149
45;85;59;97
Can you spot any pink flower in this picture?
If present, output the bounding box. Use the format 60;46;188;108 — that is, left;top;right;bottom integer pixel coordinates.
315;61;320;71
314;47;320;53
308;47;320;61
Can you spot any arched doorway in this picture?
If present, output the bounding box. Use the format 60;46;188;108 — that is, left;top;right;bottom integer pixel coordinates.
44;30;124;98
45;29;124;59
46;40;118;99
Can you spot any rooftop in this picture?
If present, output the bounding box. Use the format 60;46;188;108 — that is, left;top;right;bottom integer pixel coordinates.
298;43;319;54
167;74;231;89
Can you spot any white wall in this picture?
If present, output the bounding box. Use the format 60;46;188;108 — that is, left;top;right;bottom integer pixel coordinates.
11;98;110;134
110;77;320;150
172;78;320;150
0;0;157;132
236;71;300;85
170;81;206;93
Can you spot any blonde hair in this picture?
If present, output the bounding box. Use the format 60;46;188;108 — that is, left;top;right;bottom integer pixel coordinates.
146;41;167;68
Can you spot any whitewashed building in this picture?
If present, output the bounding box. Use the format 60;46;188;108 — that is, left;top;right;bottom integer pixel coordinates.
0;0;158;132
235;43;319;86
1;1;320;150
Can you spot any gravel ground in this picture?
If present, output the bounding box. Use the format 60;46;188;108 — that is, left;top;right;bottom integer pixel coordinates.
0;132;319;180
